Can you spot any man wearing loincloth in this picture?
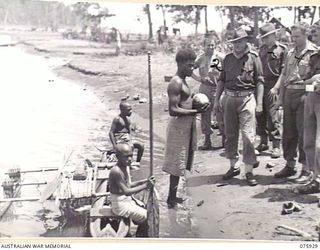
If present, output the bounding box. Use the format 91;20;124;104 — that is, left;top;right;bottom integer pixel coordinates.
108;143;155;237
162;48;209;209
109;101;144;168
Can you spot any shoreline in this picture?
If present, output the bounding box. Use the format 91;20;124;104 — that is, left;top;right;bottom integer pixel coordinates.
7;31;320;240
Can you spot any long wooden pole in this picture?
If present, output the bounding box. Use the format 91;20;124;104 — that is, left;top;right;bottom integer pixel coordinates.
147;51;158;237
148;51;153;177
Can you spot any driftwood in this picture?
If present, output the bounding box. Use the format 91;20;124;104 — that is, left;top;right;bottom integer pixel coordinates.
275;224;314;240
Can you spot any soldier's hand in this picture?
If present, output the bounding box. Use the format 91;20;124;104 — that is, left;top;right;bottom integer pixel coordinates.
270;87;278;96
256;104;263;115
197;103;210;113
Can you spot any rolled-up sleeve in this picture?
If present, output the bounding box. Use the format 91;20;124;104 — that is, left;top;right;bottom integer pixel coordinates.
254;56;264;85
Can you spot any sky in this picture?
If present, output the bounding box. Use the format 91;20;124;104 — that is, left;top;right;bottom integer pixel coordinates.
60;1;306;35
98;3;296;35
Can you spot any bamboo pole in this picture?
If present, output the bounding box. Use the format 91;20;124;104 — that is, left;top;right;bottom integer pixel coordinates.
5;167;58;175
1;182;47;187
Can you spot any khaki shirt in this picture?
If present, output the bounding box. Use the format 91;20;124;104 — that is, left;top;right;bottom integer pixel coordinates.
309;49;320;77
259;42;287;88
282;41;318;86
218;47;264;91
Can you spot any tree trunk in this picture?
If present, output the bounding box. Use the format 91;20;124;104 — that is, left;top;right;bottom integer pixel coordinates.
195;6;201;34
253;7;259;47
229;6;235;29
217;6;224;29
204;6;208;34
310;6;316;24
146;4;153;40
161;6;167;38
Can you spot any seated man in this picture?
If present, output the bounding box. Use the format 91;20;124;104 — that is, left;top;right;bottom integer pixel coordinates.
108;143;155;237
109;101;144;168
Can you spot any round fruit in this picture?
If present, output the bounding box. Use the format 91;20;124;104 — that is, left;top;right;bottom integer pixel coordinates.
192;93;210;109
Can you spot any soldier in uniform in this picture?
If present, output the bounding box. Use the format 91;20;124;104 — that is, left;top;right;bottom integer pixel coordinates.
214;28;264;186
256;23;287;158
192;38;225;149
295;23;320;194
271;22;318;182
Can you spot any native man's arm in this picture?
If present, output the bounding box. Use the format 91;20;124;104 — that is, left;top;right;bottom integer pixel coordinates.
130;178;148;187
167;79;198;116
109;117;119;147
126;118;132;134
110;168;147;195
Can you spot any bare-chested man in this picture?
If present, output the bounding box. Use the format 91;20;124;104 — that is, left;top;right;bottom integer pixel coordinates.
162;48;209;209
109;101;144;168
108;143;155;237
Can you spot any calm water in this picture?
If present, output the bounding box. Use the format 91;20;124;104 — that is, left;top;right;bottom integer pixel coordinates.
0;46;115;237
0;46;194;238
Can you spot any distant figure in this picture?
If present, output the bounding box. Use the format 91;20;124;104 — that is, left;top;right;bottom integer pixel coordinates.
157;27;164;45
162;48;209;209
108;143;155;237
172;28;180;36
112;27;121;55
109;101;144;168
